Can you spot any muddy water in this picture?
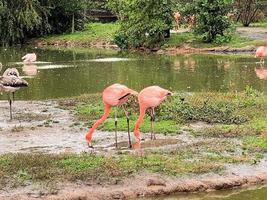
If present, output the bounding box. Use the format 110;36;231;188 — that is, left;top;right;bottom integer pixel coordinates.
0;47;266;100
141;185;267;200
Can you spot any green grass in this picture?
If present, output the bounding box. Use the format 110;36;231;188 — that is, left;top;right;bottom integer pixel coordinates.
163;32;263;49
0;149;252;188
101;118;180;134
249;19;267;28
39;23;119;43
59;88;267;136
243;136;267;152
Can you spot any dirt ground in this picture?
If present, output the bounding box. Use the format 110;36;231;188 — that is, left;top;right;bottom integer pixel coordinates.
0;100;267;200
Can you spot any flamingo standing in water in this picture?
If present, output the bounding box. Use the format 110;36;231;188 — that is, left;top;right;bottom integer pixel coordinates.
85;83;138;148
255;46;267;64
22;53;37;63
0;68;28;119
134;86;172;142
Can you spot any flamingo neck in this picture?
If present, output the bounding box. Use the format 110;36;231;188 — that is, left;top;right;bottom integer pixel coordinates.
85;103;111;142
134;107;146;140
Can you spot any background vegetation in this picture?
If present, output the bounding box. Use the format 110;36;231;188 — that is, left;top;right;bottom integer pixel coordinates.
0;0;266;47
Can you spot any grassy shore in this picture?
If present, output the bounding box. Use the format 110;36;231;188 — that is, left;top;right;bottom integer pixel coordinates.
35;22;264;49
37;23;119;45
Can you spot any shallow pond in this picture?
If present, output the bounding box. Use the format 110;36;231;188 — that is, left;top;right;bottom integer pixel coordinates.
141;185;267;200
0;47;266;100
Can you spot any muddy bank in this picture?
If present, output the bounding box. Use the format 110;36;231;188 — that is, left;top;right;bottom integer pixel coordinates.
1;160;267;200
1;100;267;200
34;39;258;54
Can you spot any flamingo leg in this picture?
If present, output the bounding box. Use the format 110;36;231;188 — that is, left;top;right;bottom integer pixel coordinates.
8;93;12;120
122;104;132;148
114;107;118;148
150;108;156;140
12;92;15;102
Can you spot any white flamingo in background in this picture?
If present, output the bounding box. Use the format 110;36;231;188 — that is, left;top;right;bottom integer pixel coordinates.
22;53;37;63
0;68;28;119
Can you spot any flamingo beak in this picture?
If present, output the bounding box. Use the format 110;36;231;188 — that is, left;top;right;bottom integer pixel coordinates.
167;92;173;96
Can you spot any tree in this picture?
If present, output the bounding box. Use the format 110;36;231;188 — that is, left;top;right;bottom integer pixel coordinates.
0;0;50;46
234;0;267;27
48;0;87;34
108;0;173;49
0;0;88;46
186;0;233;43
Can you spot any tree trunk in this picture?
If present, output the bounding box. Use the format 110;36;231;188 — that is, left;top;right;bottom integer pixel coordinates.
71;13;75;33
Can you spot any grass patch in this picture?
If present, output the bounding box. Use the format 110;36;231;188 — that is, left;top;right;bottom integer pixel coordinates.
101;118;179;134
59;88;266;135
243;136;267;152
0;152;228;188
39;23;119;44
250;19;267;28
163;32;263;49
194;118;267;138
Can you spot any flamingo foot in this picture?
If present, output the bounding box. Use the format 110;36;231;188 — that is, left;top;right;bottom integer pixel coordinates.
87;142;94;149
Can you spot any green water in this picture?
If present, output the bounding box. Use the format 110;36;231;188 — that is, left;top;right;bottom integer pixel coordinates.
141;185;267;200
0;47;266;100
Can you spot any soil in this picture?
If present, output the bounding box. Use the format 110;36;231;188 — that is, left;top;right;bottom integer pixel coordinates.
0;100;267;200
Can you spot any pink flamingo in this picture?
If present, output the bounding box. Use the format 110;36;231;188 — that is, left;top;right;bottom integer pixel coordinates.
174;12;181;31
22;53;37;63
255;46;267;64
134;86;173;141
85;83;138;148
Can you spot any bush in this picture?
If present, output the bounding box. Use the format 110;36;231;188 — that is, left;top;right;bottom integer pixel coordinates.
185;0;233;43
108;0;173;49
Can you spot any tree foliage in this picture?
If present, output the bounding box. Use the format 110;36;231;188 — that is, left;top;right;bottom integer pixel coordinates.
185;0;233;43
0;0;87;46
234;0;267;27
108;0;173;49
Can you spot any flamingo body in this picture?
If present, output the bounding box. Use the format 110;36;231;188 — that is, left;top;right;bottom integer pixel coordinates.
0;68;28;119
134;86;172;141
22;53;37;63
103;83;137;106
255;46;267;62
85;83;137;146
0;68;28;88
138;86;172;109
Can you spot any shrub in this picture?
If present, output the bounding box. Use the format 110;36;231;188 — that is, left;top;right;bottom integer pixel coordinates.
185;0;233;43
108;0;173;49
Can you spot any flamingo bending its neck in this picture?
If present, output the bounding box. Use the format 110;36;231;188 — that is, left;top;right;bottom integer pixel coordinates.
134;86;172;141
85;83;138;148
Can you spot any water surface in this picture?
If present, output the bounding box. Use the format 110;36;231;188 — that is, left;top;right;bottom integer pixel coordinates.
0;47;266;100
141;185;267;200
